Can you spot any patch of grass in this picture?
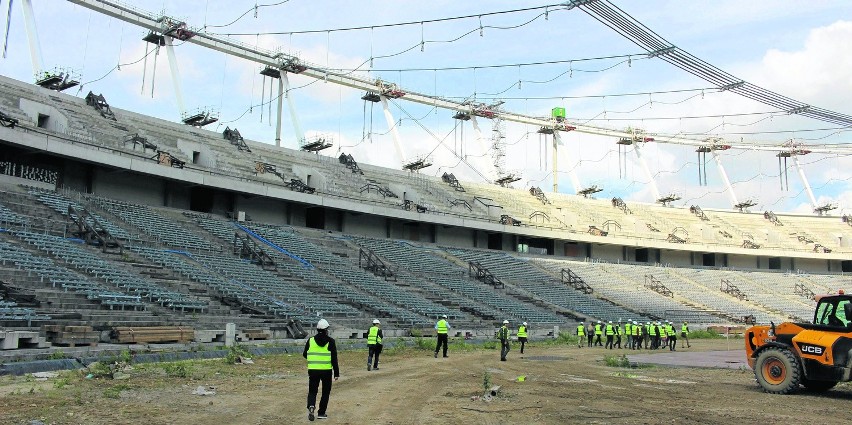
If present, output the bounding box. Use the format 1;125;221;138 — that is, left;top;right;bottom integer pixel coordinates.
482;370;492;392
603;355;631;368
689;329;725;339
48;350;67;360
413;336;436;351
452;338;476;352
385;339;407;355
162;361;192;378
103;384;130;399
223;344;252;364
118;349;133;364
481;340;498;350
409;328;422;337
53;377;71;389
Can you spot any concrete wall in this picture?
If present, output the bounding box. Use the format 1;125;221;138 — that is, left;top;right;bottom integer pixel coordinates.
343;213;386;238
92;168;164;206
661;249;691;266
19;99;67;134
435;225;474;247
591;244;622;261
794;257;828;273
234;195;288;225
728;254;758;270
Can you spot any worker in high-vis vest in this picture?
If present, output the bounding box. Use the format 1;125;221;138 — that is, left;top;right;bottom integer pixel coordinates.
576;322;586;349
303;318;339;421
594;321;603;346
624;320;632;350
366;318;384;371
435;314;451;358
614;320;623;349
648;321;658;349
632;321;641;350
604;321;615;349
517;322;528;354
499;320;511;361
681;321;691;349
666;321;677;351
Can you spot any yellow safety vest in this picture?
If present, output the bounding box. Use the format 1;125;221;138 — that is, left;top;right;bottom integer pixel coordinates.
594;324;602;335
517;325;527;338
577;324;585;336
605;324;614;336
633;325;640;336
681;324;689;334
306;337;332;370
436;319;448;334
625;323;632;335
367;326;381;345
649;325;657;336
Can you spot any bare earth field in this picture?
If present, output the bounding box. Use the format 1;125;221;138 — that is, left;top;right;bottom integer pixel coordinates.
1;339;850;425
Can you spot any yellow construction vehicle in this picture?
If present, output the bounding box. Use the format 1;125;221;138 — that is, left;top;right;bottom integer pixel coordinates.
745;291;852;393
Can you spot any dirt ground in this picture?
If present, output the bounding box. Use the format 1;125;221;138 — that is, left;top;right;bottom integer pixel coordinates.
1;339;851;425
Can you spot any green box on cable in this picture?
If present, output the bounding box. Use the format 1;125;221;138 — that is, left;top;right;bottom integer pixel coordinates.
551;107;566;120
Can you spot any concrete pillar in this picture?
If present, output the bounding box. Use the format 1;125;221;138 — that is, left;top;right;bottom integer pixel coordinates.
225;323;236;347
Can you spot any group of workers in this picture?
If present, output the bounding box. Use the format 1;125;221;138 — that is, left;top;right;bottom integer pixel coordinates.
303;315;692;420
576;320;691;351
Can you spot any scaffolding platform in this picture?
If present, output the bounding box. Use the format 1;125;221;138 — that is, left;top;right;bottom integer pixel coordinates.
300;135;333;153
402;155;433;171
494;174;520;187
578;185;603;198
35;69;79;91
142;31;166;46
361;92;381;103
452;111;471;121
182;108;218;127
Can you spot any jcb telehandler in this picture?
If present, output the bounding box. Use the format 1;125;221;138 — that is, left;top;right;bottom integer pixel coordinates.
746;291;852;394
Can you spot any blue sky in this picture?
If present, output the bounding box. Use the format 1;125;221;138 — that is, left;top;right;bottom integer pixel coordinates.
2;1;851;214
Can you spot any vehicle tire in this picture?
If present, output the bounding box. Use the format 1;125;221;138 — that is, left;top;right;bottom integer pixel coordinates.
801;378;837;393
753;347;801;394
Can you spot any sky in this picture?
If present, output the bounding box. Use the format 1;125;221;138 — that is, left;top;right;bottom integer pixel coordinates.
2;0;852;215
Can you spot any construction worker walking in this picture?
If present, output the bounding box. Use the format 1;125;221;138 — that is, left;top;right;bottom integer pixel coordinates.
594;321;603;346
586;322;594;347
632;321;641;350
615;320;623;349
648;321;657;349
517;322;528;354
681;321;691;348
366;319;383;371
605;321;615;349
624;320;632;350
577;322;585;348
304;319;339;421
666;321;677;351
434;314;451;358
499;320;511;361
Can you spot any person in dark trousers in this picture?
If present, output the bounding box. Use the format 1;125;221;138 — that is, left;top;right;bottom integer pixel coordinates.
604;321;615;349
366;318;383;371
517;322;528;354
586;323;594;347
303;319;339;421
667;321;677;351
615;320;623;349
594;321;604;346
435;314;450;358
498;320;511;361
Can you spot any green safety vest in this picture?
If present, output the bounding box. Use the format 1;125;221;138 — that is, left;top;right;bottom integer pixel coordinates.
633;325;640;336
499;326;509;340
605;324;614;336
517;325;527;338
436;319;448;334
624;323;632;335
306;337;332;371
649;325;657;336
594;324;602;335
577;324;585;336
681;324;689;334
667;325;675;336
367;325;382;345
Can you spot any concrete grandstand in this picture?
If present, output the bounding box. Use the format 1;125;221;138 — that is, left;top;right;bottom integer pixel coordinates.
1;73;851;350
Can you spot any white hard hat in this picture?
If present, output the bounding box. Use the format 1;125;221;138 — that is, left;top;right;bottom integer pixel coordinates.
442;314;448;319
372;319;380;324
608;321;612;323
503;320;509;324
316;319;330;330
597;320;601;323
522;322;527;326
633;321;638;325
